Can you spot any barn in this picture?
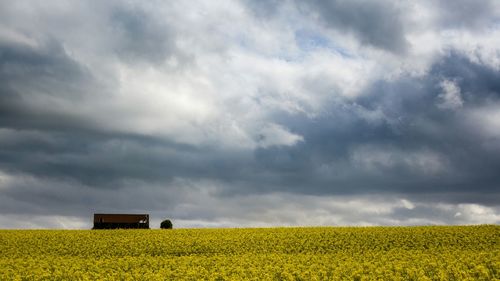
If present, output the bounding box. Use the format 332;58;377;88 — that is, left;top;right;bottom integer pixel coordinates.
93;214;149;229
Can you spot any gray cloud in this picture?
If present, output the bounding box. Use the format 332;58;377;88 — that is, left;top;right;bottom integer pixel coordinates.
2;50;498;220
109;4;179;64
434;0;499;29
267;52;500;197
0;39;101;132
0;1;499;228
245;0;408;53
300;0;408;53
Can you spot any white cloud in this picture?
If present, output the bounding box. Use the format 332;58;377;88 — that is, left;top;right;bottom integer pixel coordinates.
400;199;415;210
5;0;498;150
437;79;463;110
256;123;303;148
447;204;500;224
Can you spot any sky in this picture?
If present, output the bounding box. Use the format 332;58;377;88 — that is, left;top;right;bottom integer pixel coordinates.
1;0;500;229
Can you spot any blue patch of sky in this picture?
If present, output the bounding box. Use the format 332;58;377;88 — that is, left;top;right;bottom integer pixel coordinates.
231;26;354;63
272;28;355;63
294;29;353;58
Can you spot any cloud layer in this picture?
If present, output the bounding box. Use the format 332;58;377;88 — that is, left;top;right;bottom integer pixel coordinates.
1;0;499;228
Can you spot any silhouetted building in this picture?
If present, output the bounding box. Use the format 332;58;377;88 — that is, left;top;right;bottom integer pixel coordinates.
93;214;149;229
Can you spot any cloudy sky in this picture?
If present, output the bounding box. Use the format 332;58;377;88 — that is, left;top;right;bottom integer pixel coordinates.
1;0;500;229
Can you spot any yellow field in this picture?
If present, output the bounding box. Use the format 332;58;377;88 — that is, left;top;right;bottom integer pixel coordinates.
0;225;499;280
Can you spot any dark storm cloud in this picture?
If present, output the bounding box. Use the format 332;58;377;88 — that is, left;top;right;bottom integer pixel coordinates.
0;27;250;202
0;1;499;227
1;50;500;215
7;51;499;199
0;39;104;132
0;128;250;187
253;52;500;199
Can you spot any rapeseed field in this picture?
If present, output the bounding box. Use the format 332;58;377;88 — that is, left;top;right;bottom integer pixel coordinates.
0;225;498;280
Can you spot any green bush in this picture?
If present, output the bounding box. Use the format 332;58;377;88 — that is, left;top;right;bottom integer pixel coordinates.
160;219;173;229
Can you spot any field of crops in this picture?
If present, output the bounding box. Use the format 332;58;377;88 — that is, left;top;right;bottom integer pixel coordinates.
0;225;499;280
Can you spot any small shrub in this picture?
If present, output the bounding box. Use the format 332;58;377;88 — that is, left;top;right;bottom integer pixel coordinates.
160;219;173;229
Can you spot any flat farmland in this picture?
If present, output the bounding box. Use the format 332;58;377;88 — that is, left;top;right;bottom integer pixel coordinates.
0;225;499;280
